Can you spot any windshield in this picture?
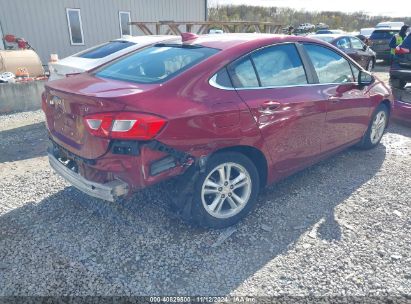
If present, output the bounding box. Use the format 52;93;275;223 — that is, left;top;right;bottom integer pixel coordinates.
95;44;219;84
370;30;399;40
76;41;135;59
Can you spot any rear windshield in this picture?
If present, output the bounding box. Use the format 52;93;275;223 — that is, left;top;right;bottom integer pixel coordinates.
370;30;399;40
95;44;219;84
76;41;135;59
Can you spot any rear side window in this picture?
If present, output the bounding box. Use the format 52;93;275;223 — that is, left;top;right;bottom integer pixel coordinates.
228;57;259;88
336;37;351;49
304;44;354;84
370;30;399;40
250;44;307;87
212;68;233;88
76;41;135;59
95;45;219;84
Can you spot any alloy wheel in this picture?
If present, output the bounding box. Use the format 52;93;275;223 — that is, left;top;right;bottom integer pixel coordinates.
370;111;386;144
201;162;252;219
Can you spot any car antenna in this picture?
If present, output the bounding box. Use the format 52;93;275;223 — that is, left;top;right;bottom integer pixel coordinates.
181;32;198;43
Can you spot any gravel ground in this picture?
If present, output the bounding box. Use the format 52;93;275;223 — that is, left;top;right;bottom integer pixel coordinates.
0;64;411;298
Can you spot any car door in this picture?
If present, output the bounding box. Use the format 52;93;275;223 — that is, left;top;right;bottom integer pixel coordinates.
303;43;372;152
349;37;370;68
227;43;327;174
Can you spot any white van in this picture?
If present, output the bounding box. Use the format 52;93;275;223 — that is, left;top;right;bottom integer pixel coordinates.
360;28;375;38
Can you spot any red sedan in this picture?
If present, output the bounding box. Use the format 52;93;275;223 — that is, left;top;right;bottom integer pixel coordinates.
42;33;393;228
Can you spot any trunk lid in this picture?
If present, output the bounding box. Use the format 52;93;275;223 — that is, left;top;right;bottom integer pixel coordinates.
44;73;160;159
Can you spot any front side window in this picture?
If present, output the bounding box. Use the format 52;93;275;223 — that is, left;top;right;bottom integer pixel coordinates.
119;11;132;36
76;41;135;59
350;37;364;50
350;63;361;82
228;57;259;88
95;45;219;84
304;44;354;84
66;8;84;45
250;44;307;87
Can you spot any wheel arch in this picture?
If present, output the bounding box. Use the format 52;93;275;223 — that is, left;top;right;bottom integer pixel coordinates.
212;145;268;188
380;99;391;114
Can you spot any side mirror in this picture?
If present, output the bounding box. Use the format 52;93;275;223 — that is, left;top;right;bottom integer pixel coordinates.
362;44;368;51
358;70;374;86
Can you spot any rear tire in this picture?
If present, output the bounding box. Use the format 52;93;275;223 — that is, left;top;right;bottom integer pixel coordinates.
357;104;388;150
188;152;260;229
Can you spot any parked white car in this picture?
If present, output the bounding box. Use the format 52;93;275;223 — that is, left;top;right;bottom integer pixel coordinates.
209;29;224;34
297;23;315;31
48;35;177;81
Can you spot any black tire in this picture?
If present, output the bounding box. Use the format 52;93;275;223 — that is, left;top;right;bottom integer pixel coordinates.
357;104;389;150
185;152;260;229
390;78;407;89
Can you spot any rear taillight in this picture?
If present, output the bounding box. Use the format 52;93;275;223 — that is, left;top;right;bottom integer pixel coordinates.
83;112;167;140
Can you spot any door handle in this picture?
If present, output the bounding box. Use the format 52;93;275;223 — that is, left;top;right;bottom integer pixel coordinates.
258;100;281;114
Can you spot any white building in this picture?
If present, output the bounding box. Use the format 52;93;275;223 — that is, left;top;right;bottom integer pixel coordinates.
0;0;208;63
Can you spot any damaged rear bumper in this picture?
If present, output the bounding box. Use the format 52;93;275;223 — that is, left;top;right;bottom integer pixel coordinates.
47;137;197;201
48;152;129;202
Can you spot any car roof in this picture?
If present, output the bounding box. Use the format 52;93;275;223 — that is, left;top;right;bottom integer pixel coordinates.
373;27;401;31
113;35;178;43
376;21;404;27
171;33;320;50
309;34;348;40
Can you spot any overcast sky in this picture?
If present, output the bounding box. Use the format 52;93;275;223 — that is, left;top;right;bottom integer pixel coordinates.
209;0;411;17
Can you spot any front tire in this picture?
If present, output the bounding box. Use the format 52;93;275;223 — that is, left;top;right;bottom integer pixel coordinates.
190;152;260;229
367;58;374;71
357;104;388;150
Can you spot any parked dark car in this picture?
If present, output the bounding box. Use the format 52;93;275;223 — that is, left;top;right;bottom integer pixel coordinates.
43;34;393;228
309;34;376;70
390;46;411;89
393;99;411;125
369;28;400;61
315;29;344;35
